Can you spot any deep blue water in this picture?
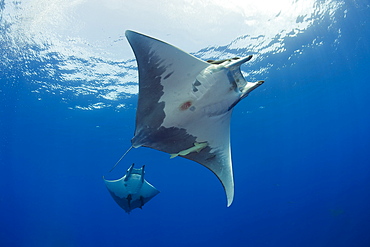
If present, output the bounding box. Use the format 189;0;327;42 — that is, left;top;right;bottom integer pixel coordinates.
1;1;370;247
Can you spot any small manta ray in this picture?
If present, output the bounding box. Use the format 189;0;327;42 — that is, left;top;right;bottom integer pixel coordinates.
104;164;160;213
113;30;264;207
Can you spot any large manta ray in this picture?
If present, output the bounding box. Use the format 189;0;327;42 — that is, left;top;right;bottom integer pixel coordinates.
121;30;264;206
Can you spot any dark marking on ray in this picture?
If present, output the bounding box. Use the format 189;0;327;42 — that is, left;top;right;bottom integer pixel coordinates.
163;71;174;80
205;154;217;161
126;38;168;147
138;126;198;154
136;52;166;129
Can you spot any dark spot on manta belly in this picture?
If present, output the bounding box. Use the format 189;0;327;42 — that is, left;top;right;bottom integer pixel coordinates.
205;154;216;161
163;72;173;80
180;101;192;111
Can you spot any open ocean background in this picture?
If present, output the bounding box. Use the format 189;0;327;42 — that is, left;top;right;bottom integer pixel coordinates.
1;0;369;246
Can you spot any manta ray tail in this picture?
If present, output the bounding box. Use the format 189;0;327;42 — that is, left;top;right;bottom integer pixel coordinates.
109;146;133;172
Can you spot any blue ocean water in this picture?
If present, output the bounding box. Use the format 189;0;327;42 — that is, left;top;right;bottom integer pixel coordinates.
1;1;370;246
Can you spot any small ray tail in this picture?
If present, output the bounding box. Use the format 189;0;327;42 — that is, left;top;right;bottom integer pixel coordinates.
109;146;133;172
